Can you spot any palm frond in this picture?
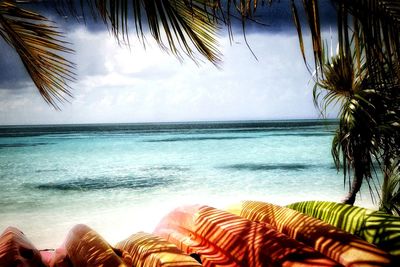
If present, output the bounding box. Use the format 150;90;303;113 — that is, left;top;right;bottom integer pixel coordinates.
59;0;400;77
312;35;397;203
1;0;221;106
56;0;222;65
276;0;400;83
347;0;400;73
380;159;400;215
291;0;307;67
0;1;75;109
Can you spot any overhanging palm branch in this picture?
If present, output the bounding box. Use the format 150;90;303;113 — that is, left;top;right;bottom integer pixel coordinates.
288;0;400;82
0;1;75;109
49;0;222;64
67;0;222;64
207;0;400;80
344;0;400;76
3;0;400;109
1;0;221;107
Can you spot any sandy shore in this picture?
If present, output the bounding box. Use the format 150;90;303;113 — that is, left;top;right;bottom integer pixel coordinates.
1;194;379;250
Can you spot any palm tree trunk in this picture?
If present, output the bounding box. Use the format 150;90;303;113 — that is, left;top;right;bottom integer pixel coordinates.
380;167;390;212
342;168;364;205
380;155;395;214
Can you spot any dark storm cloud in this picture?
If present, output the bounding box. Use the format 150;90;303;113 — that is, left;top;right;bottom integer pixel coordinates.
0;39;32;90
19;0;107;32
230;0;337;33
20;0;337;34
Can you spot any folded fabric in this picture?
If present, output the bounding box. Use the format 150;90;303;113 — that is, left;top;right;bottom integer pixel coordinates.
59;224;128;267
115;231;202;266
0;227;44;267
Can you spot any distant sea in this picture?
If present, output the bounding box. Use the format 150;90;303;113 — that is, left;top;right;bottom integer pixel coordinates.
0;120;377;248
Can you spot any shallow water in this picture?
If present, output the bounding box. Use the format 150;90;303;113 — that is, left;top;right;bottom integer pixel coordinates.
0;120;378;248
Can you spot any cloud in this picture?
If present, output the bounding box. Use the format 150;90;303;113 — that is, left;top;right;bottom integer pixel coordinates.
228;0;336;34
25;0;337;34
0;25;332;125
0;39;32;90
0;0;336;90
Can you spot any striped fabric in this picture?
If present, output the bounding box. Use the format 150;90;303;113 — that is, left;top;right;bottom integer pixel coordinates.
226;200;394;266
0;227;44;267
115;231;202;267
287;200;400;259
154;204;340;267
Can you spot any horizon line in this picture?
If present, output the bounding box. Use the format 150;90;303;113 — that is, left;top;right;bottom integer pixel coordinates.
0;118;339;128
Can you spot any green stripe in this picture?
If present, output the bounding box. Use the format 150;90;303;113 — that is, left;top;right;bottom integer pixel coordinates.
286;201;400;258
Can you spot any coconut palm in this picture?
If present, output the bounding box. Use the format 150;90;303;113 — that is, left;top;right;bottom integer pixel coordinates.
253;0;400;205
313;48;376;204
313;36;400;205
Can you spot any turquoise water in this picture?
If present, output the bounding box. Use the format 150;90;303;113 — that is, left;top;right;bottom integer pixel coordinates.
0;120;377;248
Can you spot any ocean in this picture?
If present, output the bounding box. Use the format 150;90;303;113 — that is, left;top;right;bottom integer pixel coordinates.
0;120;378;249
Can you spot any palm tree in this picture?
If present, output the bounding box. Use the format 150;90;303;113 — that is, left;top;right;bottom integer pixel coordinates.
312;44;391;205
254;0;400;205
311;10;399;204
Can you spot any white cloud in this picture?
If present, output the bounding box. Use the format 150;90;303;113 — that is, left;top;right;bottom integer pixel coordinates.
0;27;335;125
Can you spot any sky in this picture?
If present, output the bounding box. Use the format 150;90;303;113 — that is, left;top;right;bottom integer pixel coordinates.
0;1;338;125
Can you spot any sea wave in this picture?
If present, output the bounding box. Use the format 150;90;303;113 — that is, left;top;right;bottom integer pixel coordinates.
270;132;334;137
140;165;190;172
220;163;315;171
31;176;176;191
0;142;52;149
144;136;256;142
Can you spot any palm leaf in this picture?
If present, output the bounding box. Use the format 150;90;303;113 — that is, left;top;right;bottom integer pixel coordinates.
381;159;400;216
311;38;395;203
347;0;400;70
0;0;221;107
0;1;75;109
43;0;400;81
55;0;221;65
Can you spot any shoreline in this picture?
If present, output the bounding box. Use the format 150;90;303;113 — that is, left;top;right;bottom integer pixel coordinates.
2;194;379;250
4;199;396;267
